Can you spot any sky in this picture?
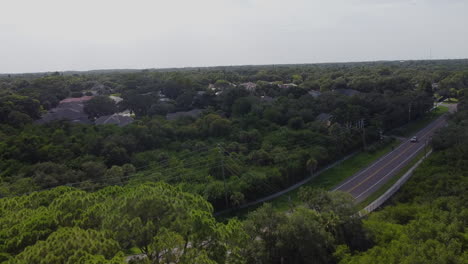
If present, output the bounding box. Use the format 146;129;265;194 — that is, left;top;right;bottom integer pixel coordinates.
1;0;467;73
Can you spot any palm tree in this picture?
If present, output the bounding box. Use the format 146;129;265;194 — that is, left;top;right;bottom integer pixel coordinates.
306;158;318;177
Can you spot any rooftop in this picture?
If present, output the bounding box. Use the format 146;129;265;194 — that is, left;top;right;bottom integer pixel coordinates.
60;96;94;104
95;114;134;127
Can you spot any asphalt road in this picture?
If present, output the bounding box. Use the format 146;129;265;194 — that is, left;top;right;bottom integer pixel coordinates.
333;113;449;203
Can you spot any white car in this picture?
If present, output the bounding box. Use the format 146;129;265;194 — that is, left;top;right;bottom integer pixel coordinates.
410;136;418;143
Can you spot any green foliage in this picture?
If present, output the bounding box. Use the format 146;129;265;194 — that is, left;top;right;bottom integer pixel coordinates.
10;227;123;264
338;96;468;264
84;96;117;119
242;193;364;264
0;94;41;127
0;182;247;263
1;62;468;263
0;62;448;210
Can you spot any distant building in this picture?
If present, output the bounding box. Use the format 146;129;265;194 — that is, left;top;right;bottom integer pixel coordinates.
159;98;172;102
37;96;94;124
95;113;134;127
308;90;322;98
208;82;236;91
240;82;257;91
166;109;203;120
208;84;217;91
89;83;112;95
60;96;93;104
316;113;333;126
118;110;132;117
278;83;298;89
109;95;123;103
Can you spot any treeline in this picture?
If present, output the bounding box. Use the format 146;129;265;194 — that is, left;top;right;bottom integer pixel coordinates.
337;95;468;263
1;61;466;210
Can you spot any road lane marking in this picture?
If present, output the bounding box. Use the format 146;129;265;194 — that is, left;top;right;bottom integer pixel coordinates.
353;118;447;199
333;116;444;191
332;143;405;191
354;143;426;200
346;144;415;192
344;118;444;194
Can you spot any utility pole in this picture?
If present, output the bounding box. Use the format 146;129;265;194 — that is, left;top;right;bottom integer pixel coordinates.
360;119;367;150
425;136;432;159
218;145;229;209
408;102;412;123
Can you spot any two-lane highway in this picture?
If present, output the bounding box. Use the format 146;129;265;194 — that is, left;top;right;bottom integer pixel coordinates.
333;114;448;203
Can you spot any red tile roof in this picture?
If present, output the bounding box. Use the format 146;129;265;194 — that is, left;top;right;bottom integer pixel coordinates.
60;96;94;103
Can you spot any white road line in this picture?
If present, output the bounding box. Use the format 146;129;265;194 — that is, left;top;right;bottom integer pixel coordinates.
332;148;400;191
352;118;444;199
334;116;444;192
353;139;427;200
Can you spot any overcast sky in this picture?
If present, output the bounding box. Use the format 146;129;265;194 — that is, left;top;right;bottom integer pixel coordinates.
1;0;467;73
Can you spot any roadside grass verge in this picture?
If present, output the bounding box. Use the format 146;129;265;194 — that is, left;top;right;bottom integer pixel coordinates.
392;106;448;137
357;150;427;210
219;140;398;220
267;141;397;212
218;107;446;219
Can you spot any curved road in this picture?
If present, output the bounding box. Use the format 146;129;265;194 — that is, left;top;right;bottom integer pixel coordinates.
333;110;451;203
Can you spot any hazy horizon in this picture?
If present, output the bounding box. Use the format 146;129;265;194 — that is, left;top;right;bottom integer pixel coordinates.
3;58;468;75
2;0;468;74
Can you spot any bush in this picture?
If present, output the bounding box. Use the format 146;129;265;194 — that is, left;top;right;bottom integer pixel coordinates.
71;92;83;98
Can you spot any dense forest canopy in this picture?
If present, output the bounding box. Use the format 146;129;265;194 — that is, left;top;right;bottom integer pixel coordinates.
1;60;467;208
0;60;467;263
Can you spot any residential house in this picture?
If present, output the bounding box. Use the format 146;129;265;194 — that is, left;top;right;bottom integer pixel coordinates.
95;113;134;127
60;96;93;104
315;113;333;127
37;96;93;124
308;90;322;98
240;82;257;92
89;83;112;95
109;95;123;103
208;82;236;91
278;83;298;89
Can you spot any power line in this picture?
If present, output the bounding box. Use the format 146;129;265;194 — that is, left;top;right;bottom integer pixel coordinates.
10;147;219;198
